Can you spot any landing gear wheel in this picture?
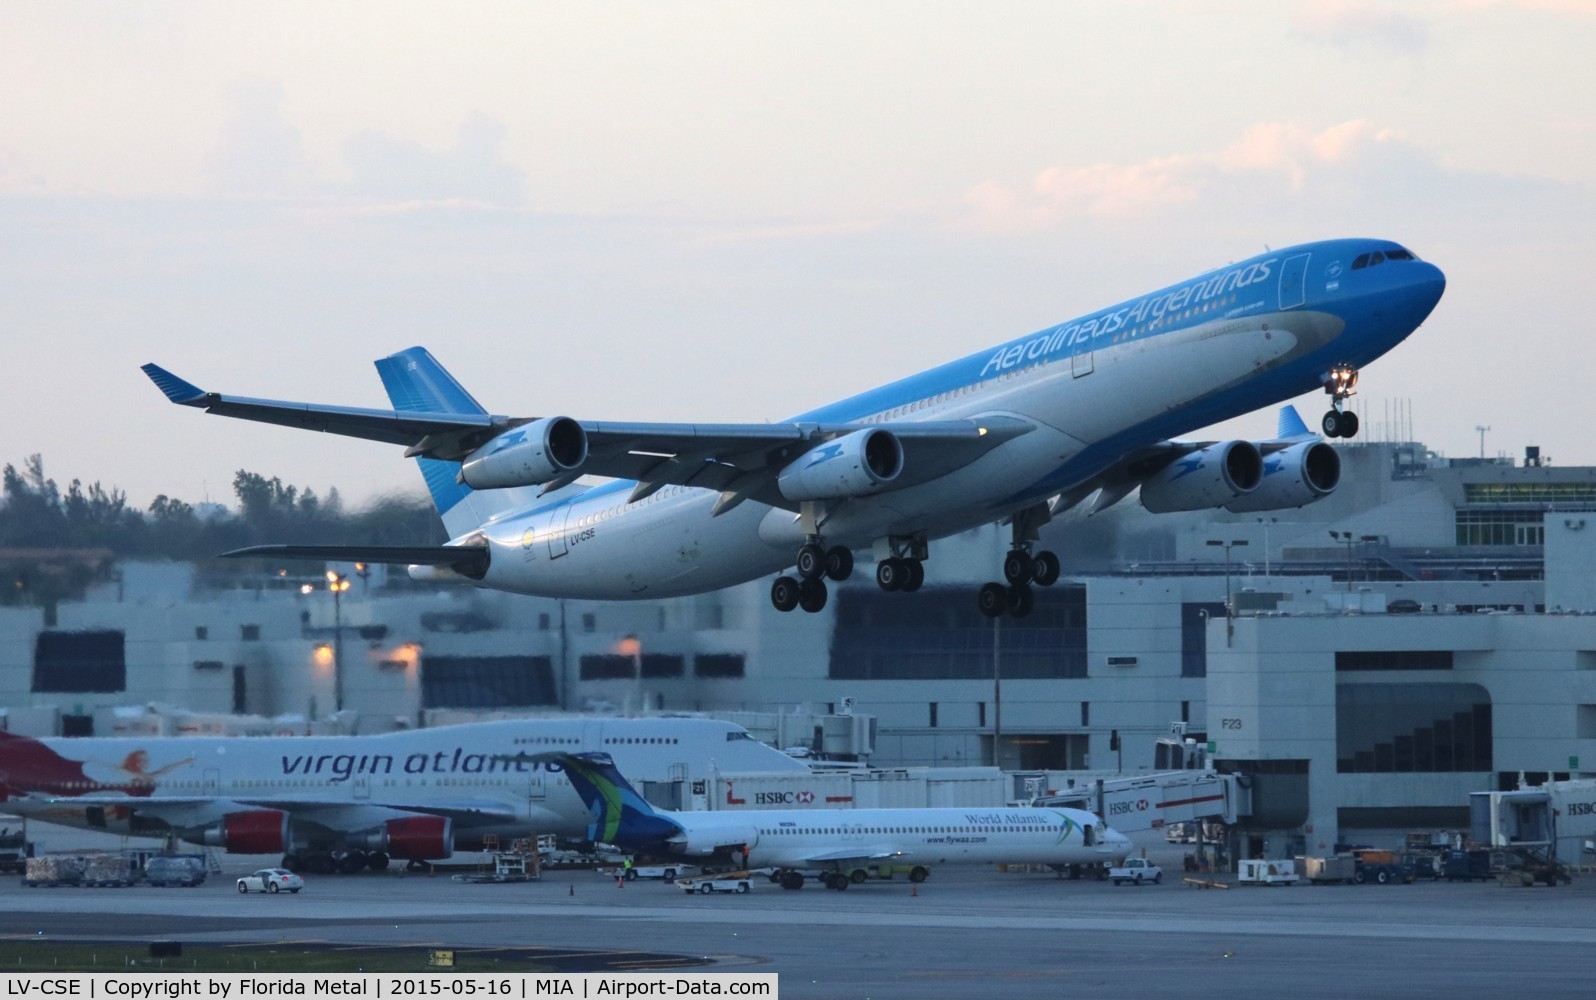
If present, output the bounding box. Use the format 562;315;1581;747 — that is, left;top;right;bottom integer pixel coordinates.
781;871;805;890
908;866;929;883
850;869;867;884
771;576;801;613
1322;410;1343;437
1032;551;1061;587
281;854;300;872
1003;550;1034;586
367;851;390;871
1341;411;1360;437
824;546;854;581
338;851;368;874
1007;584;1035;618
876;558;906;592
796;543;826;580
902;559;925;592
978;583;1008;618
797;577;828;613
976;583;1002;615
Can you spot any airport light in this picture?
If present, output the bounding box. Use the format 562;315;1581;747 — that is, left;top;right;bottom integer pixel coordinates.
1205;539;1248;644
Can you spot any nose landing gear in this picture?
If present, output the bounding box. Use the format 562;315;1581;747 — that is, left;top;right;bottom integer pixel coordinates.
1322;365;1361;438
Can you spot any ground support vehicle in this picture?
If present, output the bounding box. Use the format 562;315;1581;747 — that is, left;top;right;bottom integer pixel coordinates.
676;871;753;894
1238;858;1299;885
1443;849;1492;882
1351;850;1412;885
1108;858;1163;886
143;855;206;887
1302;855;1356;884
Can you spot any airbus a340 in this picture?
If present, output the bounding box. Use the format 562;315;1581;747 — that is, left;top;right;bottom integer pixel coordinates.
144;239;1443;617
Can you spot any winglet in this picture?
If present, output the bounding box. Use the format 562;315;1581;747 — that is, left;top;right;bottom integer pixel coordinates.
140;364;209;406
1277;405;1312;440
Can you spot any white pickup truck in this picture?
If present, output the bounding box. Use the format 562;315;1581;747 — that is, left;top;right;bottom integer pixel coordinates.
1108;858;1163;886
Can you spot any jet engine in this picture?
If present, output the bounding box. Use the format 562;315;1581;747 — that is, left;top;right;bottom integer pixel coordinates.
1139;441;1262;513
180;809;288;854
459;416;588;490
777;429;903;502
347;816;454;860
666;823;760;857
1225;441;1341;512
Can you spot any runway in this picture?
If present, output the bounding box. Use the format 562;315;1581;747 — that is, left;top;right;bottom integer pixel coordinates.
5;849;1595;1000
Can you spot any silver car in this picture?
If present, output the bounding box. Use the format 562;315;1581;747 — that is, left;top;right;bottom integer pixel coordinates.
237;868;305;894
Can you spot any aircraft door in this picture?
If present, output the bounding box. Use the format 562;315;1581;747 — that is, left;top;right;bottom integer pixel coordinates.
1071;342;1094;378
354;775;371;800
527;771;545;802
1278;253;1310;310
203;769;219;796
547;503;572;559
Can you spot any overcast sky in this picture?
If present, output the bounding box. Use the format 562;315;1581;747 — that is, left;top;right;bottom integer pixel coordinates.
2;1;1593;513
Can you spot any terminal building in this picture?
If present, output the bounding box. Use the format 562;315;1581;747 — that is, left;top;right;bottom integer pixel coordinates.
1;437;1594;857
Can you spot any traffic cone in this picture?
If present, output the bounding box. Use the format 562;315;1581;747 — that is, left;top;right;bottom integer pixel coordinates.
911;882;918;897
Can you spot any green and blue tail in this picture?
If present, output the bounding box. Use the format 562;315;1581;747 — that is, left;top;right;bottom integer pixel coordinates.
554;753;683;850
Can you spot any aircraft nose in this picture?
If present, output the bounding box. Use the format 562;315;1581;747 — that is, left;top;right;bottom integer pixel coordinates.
1413;261;1446;311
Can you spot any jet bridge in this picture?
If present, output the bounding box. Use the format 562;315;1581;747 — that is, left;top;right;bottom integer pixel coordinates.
1031;770;1248;833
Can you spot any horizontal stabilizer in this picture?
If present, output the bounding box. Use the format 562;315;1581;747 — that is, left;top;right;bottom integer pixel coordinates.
222;544;488;578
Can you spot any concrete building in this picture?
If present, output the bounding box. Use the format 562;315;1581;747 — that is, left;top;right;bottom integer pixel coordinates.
1;438;1594;854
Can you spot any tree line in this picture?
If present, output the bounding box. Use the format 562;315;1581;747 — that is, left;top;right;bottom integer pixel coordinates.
0;454;442;606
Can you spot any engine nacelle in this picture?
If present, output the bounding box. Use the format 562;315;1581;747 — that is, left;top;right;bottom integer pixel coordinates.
1139;441;1263;513
345;816;453;860
460;416;588;490
180;809;288;854
666;823;760;857
1225;441;1341;512
777;429;903;502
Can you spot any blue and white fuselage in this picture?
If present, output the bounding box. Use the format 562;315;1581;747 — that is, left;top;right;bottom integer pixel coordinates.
144;238;1444;611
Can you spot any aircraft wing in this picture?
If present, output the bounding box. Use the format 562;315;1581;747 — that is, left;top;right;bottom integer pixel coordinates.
143;362;1034;511
218;544;489;577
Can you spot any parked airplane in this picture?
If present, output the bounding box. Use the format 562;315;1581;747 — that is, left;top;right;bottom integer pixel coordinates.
143;238;1443;617
547;751;1132;890
0;717;805;873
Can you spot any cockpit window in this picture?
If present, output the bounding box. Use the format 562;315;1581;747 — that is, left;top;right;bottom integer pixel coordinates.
726;731;752;741
1352;253;1369;270
1385;248;1414;261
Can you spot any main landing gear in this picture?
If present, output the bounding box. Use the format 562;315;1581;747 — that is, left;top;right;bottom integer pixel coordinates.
979;505;1061;619
875;536;927;594
1321;365;1361;439
770;539;854;614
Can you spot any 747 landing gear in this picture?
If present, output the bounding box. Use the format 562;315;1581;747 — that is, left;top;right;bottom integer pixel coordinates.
771;540;855;613
1322;365;1361;438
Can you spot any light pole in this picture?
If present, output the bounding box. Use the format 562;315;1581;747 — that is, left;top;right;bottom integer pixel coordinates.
992;615;1002;769
1206;539;1248;643
326;570;351;712
1256;517;1276;578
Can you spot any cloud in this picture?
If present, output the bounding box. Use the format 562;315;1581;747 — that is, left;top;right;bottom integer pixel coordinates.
343;113;526;207
206;80;317;197
1292;2;1430;52
965;119;1420;229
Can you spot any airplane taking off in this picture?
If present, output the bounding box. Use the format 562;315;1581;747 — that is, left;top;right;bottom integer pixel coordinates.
0;718;805;873
144;239;1443;617
547;751;1132;890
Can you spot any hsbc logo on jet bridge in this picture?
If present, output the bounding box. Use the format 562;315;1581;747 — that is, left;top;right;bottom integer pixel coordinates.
1568;801;1596;816
755;790;818;805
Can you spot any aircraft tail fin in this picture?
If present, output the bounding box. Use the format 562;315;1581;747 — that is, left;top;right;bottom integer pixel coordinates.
554;753;683;849
373;347;530;538
1277;405;1313;440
